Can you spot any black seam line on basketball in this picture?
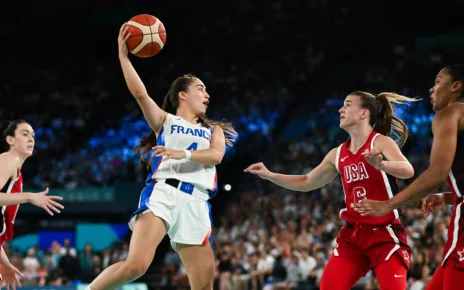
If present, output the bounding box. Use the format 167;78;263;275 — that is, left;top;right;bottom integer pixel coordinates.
137;32;165;36
143;14;154;56
131;32;165;36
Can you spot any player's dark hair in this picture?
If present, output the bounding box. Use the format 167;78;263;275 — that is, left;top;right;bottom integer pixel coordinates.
1;119;30;153
135;74;238;169
443;64;464;99
350;91;420;148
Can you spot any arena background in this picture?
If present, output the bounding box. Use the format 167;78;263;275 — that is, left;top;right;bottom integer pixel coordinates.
1;0;464;289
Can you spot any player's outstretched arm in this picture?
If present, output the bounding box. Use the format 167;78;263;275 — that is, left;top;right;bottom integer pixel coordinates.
118;23;167;133
244;148;339;192
352;107;459;216
0;154;64;214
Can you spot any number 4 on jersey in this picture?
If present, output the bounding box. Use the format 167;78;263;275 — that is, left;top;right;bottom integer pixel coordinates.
186;142;198;151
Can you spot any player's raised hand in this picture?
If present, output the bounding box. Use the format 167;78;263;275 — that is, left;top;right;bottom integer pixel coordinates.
118;23;131;57
27;188;64;216
421;194;445;217
351;199;392;216
362;149;383;170
244;162;273;180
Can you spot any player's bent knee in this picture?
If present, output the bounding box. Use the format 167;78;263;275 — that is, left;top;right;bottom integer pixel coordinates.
121;260;151;281
189;263;215;289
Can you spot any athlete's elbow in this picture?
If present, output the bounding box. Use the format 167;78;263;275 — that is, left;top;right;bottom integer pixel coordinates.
131;88;148;100
211;156;223;165
299;176;313;192
209;150;224;165
405;166;415;179
428;166;450;182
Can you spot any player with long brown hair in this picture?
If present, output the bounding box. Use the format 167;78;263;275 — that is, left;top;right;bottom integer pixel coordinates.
87;24;237;290
246;91;418;289
352;64;464;289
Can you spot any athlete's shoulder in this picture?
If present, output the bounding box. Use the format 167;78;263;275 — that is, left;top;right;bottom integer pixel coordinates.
433;104;462;128
325;147;339;166
0;153;20;171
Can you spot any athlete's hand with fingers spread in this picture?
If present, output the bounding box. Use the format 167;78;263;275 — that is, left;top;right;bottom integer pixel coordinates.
362;149;383;170
244;162;273;180
421;194;445;217
152;146;185;161
118;23;131;57
1;262;23;290
27;188;64;216
351;199;392;216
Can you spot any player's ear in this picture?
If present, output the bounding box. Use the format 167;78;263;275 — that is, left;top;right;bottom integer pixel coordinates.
6;135;14;146
360;108;369;120
451;81;462;94
178;91;187;101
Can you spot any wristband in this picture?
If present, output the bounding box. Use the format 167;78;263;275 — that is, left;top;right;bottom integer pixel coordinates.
184;150;191;160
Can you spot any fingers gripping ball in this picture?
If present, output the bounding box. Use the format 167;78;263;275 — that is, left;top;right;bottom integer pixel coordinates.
126;14;166;58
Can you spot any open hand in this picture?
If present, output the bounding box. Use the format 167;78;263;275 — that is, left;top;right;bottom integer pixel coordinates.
152;146;186;161
244;162;273;180
362;149;383;170
28;188;64;216
351;199;392;216
0;262;23;290
118;23;131;56
421;194;445;217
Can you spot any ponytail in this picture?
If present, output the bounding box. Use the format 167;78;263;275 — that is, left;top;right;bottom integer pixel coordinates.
199;115;238;147
374;93;419;147
353;91;420;148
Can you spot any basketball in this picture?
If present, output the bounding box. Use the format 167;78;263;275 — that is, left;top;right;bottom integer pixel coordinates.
125;14;167;58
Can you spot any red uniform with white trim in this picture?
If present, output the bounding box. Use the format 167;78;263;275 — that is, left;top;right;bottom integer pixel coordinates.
0;171;22;247
426;129;464;290
322;131;411;289
441;129;464;269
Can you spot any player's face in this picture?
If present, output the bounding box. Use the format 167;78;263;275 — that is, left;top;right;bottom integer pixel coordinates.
184;78;210;115
339;95;366;129
8;123;35;157
430;69;455;111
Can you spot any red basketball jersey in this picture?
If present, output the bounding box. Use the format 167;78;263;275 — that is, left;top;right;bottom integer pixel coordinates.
0;170;22;245
336;131;400;226
441;129;464;268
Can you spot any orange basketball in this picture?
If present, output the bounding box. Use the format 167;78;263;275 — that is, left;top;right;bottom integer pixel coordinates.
125;14;166;58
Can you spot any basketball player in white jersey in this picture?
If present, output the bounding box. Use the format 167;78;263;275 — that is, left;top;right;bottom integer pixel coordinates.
0;120;64;288
86;24;237;290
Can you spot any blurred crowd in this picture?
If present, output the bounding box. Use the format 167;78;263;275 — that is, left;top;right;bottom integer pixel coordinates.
2;1;464;290
4;239;129;287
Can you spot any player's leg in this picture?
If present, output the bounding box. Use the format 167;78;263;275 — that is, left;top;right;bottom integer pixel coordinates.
320;255;369;290
88;213;167;290
176;242;215;290
442;264;464;290
373;253;407;290
425;265;444;290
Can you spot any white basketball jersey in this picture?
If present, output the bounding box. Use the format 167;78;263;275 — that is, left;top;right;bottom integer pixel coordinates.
150;114;218;194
